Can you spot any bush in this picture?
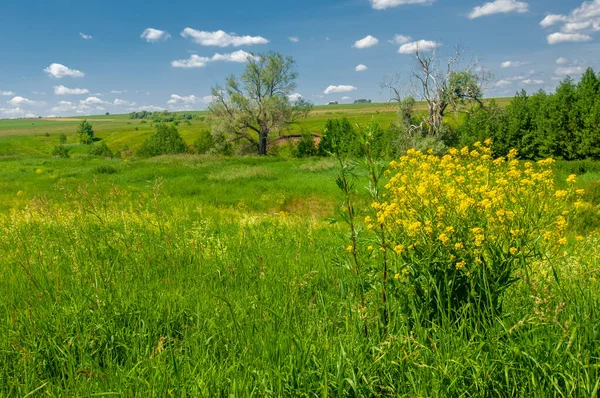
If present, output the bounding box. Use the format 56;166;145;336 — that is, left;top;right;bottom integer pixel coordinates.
317;118;362;158
94;165;117;175
294;132;317;158
137;123;187;157
88;142;114;158
51;145;70;158
194;130;215;154
59;134;67;144
77;120;94;145
372;142;584;321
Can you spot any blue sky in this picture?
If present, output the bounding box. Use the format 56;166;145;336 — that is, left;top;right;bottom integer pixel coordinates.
1;0;600;118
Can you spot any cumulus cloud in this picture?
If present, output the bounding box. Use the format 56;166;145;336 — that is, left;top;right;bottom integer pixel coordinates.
288;93;303;102
341;96;352;100
398;40;442;54
167;94;198;105
79;32;93;40
289;37;299;43
501;60;531;68
390;34;413;44
495;79;512;87
80;96;109;105
172;50;256;68
522;79;544;85
541;1;600;45
324;85;357;94
114;99;136;106
54;85;89;95
555;66;584;75
371;0;434;10
355;64;368;72
137;105;166;112
468;0;529;19
44;63;85;78
547;32;593;44
0;91;14;96
9;96;44;107
353;35;379;49
181;28;268;47
141;28;170;43
556;57;569;64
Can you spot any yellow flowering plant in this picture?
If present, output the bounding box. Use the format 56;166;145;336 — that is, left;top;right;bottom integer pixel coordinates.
373;142;584;320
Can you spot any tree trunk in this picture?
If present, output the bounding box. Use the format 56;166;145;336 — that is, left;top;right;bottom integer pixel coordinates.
259;132;268;156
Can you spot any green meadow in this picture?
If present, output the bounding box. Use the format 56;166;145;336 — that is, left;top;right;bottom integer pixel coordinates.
1;99;600;396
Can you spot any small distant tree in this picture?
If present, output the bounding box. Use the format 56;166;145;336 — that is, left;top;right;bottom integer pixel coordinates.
77;120;94;144
209;51;313;155
137;123;187;157
59;134;67;144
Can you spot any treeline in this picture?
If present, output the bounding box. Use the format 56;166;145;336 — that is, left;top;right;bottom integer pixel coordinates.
457;67;600;160
129;110;203;123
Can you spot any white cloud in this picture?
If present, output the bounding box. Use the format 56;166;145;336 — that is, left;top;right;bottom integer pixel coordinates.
547;32;593;44
522;79;544;85
137;105;166;112
555;66;584;75
110;90;127;94
172;50;255;68
114;99;136;106
289;37;299;43
201;95;216;104
341;96;352;100
181;28;268;47
541;1;600;45
167;94;198;105
79;32;93;40
288;93;303;102
495;79;512;87
390;34;413;44
353;35;379;49
54;85;89;95
501;60;531;68
324;85;357;94
556;57;569;64
468;0;529;19
371;0;434;10
0;91;14;96
141;28;170;43
44;63;85;78
0;107;25;117
9;96;44;106
355;64;368;72
398;40;442;54
81;96;109;105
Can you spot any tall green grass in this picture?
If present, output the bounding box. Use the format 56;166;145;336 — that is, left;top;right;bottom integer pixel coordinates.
0;155;599;396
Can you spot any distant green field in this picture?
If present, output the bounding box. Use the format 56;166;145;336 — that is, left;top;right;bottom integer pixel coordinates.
0;99;512;156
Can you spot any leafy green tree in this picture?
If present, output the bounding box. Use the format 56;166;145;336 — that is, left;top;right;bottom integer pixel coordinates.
209;51;313;155
294;131;317;158
137;123;187;157
77;120;94;145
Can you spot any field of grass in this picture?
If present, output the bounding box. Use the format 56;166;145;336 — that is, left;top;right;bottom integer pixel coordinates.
2;99;600;396
0;150;599;395
0;99;513;157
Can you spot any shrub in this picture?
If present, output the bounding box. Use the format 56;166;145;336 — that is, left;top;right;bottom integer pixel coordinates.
194;130;215;154
88;142;114;158
94;165;117;175
373;142;584;321
137;123;187;157
295;132;317;158
59;134;67;144
51;145;70;158
77;120;94;145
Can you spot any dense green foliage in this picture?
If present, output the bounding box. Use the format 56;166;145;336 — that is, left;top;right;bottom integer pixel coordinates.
137;123;187;157
88;142;114;158
459;67;600;160
193;129;215;154
76;119;94;145
51;144;70;158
